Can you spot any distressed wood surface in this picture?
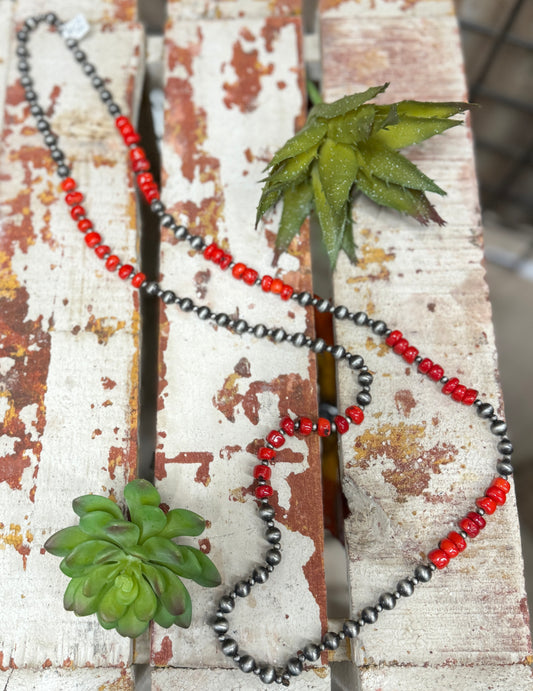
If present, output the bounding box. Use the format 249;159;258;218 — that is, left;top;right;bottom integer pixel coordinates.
0;0;142;682
151;1;330;686
320;0;533;687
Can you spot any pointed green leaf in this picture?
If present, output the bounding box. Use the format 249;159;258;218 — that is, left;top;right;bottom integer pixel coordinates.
64;576;101;616
308;84;389;121
318;138;359;210
158;509;206;539
172;596;192;629
311;162;347;268
134;575;158;622
256;184;284;226
60;539;124;578
153;600;178;629
142;562;189;616
275;180;314;254
266;121;327;169
372;104;399;134
262;144;319;190
124;479;161;508
341;213;357;264
45;526;91;557
82;562;122;598
124;480;166;543
79;510;140;548
395;100;471;119
72;494;124;520
374;115;460;149
115;604;150;638
327;104;376;145
177;546;221;587
359;140;445;195
97;581;129;623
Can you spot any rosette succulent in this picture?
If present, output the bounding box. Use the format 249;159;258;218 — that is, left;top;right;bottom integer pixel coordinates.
45;479;220;637
256;83;471;267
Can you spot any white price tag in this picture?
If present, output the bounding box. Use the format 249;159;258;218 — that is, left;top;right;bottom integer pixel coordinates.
60;14;90;41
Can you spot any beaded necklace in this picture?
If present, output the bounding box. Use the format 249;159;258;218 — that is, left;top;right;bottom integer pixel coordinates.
15;12;515;687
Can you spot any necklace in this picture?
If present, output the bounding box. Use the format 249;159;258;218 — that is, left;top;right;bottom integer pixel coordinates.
15;12;514;687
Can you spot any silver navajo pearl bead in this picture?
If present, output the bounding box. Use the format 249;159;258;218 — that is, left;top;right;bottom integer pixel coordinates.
379;592;396;610
221;638;238;656
239;655;256;673
287;657;303;676
348;354;364;370
353;311;368;325
497;460;514;476
371;320;387;335
235;580;251;597
265;549;281;566
477;402;494;419
260;665;276;684
212;617;228;634
334;305;349;319
303;643;321;661
397;579;414;597
343;620;360;638
361;607;378;624
414;564;432;582
266;527;282;544
259;503;275;520
490;419;507;436
252;566;269;584
322;632;340;650
218;596;234;614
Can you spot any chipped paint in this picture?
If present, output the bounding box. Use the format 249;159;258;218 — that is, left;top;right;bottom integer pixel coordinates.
0;523;32;569
156;451;214;487
84;314;126;346
152;635;173;666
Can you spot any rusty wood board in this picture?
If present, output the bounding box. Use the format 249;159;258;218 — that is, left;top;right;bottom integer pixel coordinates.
320;0;533;687
151;2;329;685
0;3;142;681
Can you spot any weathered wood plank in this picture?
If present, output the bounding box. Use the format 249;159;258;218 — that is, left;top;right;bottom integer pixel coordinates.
0;8;142;675
152;666;331;689
152;2;329;683
0;668;134;690
320;0;532;685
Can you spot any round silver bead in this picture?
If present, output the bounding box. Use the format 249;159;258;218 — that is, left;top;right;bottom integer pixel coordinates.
297;291;312;306
221;638;238;656
311;338;326;354
189;235;205;250
259;503;275;520
272;328;286;343
334;305;349;319
361;607;378;624
252;566;269;584
477;402;494;418
330;345;346;360
253;324;267;338
414;564;432;583
197;306;211;320
397;579;414;597
234;319;248;334
292;332;306;347
287;657;303;676
353;311;368;325
180;298;193;312
323;632;340;650
215;313;229;326
161;290;176;304
239;655;255;673
356;391;372;407
316;299;330;313
266;527;282;544
371;320;387;335
235;580;251;598
303;644;320;661
490;420;507;436
348;354;364;370
212;617;229;634
144;281;160;296
358;372;373;386
343;619;360;638
174;225;188;240
379;592;396;610
497;438;513;455
218;596;234;614
260;665;276;684
496;460;514;476
265;549;281;566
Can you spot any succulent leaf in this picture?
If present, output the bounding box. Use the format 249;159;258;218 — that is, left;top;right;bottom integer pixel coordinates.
327;104;376;145
395;100;471;119
266;121;327;169
46;479;220;638
308;84;388;121
275;180;314;255
373;115;460;149
311;163;347;268
317;138;359;210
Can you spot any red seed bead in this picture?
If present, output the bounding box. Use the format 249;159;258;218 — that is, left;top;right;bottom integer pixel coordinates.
418;358;433;374
84;232;101;248
345;405;364;425
204;243;217;260
70;205;85;220
212;248;224;264
385;330;402;347
105;255;120;271
77;218;93;232
280;285;293;301
442;377;459;395
447;531;466;552
144;187;160;202
61;177;76;192
95;245;110;259
255;485;273;499
428;548;449;569
232;263;246;279
492;477;511;494
115;115;129;129
118;265;134;280
258;447;276;461
403;346;419;364
131;272;146;288
462;388;478;406
132;158;150;172
393;338;409;355
254;464;271;481
439;538;459;559
137;173;153;186
318;418;331;437
220;254;232;270
299;417;313;435
485;485;506;506
261;275;273;292
130;147;146;161
280;416;295;436
120;123;135;137
65;191;83;206
467;511;486;530
266;430;285;448
124;132;141;146
271;278;283;294
428;364;444;381
334;415;349;434
459;517;479;537
476;496;496;514
243;268;258;285
451;385;467;402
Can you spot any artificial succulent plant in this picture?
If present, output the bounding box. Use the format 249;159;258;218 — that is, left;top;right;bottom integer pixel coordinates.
44;479;220;637
256;83;471;268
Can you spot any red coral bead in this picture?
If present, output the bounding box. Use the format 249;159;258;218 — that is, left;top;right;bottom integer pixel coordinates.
212;248;224;264
261;275;273;292
428;364;444;381
105;255;120;271
255;485;273;499
120;123;135;137
418;358;433;374
254;464;271;481
220;253;232;270
243;268;258;285
467;511;486;530
70;205;85;220
271;278;283;294
345;405;364;425
131;272;146;288
442;377;459;395
428;548;449;569
84;232;101;248
385;330;402;346
462;388;478;406
130;147;146;161
393;338;409;355
115;115;129;129
61;177;76;192
124;132;141;146
280;285;293;301
132;158;150;172
280;417;295;436
403;346;419;363
204;243;217;260
299;417;313;435
459;517;479;537
77;218;93;232
492;477;511;494
232;262;246;279
95;244;110;259
258;447;276;461
118;264;133;280
334;415;349;434
451;385;467;402
266;430;285;448
145;188;160;202
476;496;496;514
439;538;459;559
137;173;153;186
65;191;83;206
317;418;331;437
447;531;466;552
485;485;506;506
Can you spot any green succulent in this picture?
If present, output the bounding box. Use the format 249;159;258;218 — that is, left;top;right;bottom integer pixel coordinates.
44;479;221;637
256;83;471;267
